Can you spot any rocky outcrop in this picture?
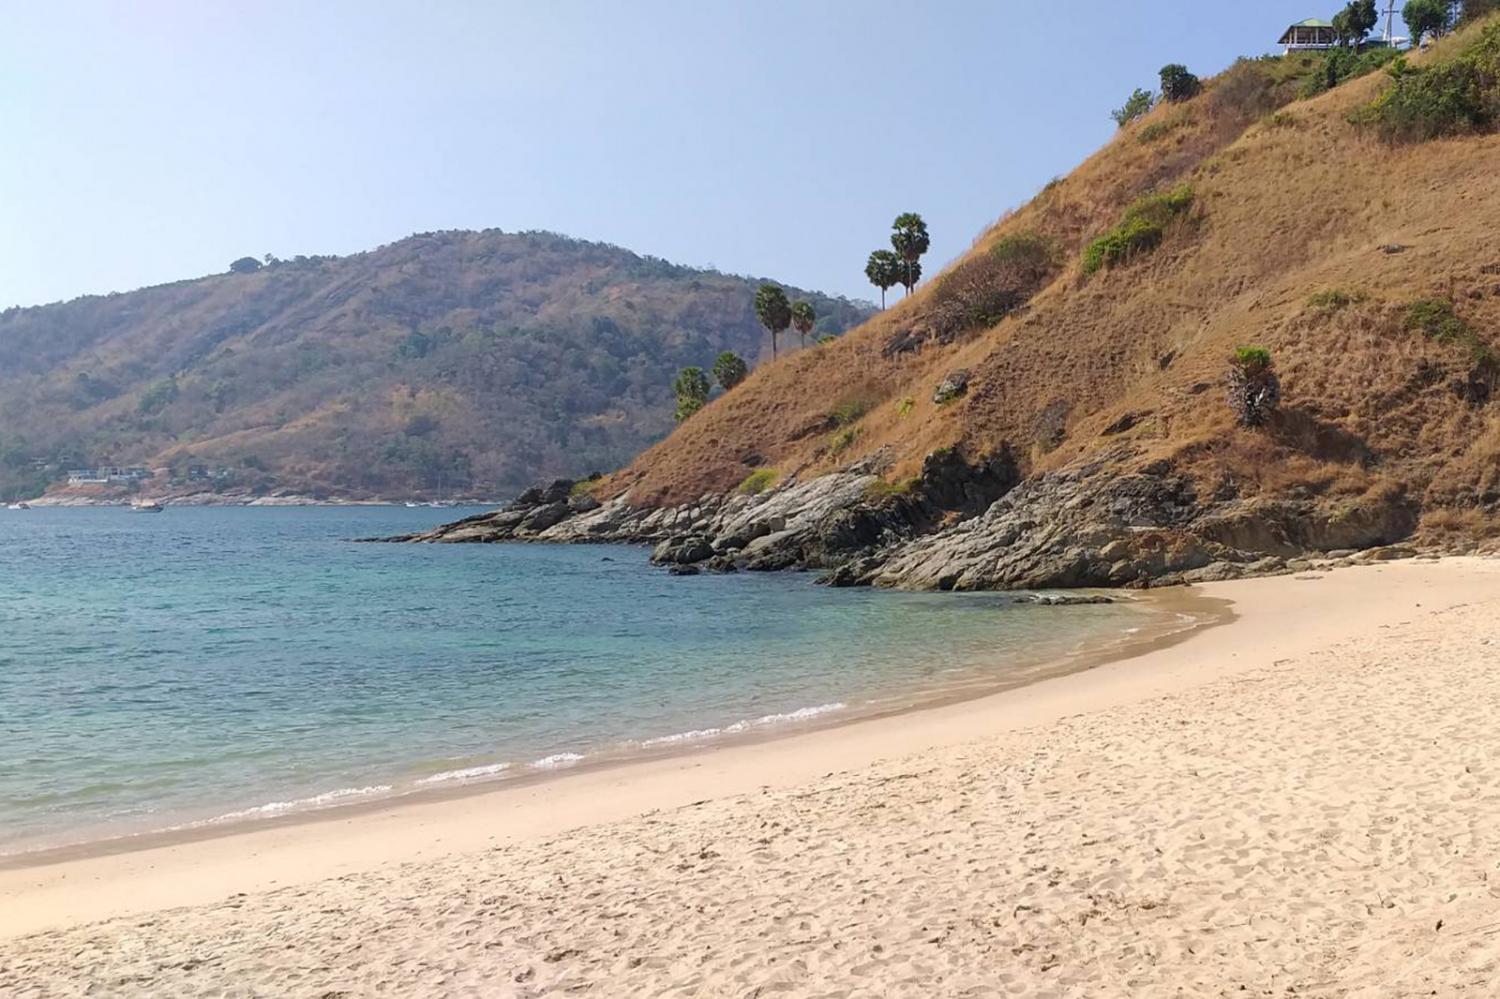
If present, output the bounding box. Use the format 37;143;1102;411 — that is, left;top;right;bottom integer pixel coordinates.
385;445;1426;592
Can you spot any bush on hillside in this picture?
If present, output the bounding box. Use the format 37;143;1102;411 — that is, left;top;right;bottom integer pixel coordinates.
1403;298;1496;363
1351;24;1500;141
738;468;779;495
829;397;872;427
922;231;1057;339
827;426;862;455
1081;186;1195;275
1227;347;1282;427
1111;88;1156;127
672;366;710;422
1299;45;1401;98
1160;64;1203;102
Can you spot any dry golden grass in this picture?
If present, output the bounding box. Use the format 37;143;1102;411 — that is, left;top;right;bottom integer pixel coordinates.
608;27;1500;529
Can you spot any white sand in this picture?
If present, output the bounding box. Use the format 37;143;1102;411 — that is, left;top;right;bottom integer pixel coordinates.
3;558;1499;997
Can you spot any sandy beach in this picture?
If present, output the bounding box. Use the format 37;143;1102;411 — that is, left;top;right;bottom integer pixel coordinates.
4;557;1500;996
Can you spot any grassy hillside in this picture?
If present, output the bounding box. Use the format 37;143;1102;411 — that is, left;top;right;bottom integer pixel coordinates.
605;22;1500;544
0;231;870;501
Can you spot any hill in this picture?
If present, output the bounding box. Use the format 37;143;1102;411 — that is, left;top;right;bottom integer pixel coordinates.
414;20;1500;587
0;231;871;502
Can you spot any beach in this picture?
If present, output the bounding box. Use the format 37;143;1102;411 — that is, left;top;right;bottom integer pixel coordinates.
4;557;1499;996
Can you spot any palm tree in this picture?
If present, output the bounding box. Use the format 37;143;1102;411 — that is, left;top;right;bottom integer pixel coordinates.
790;300;816;348
865;250;899;308
712;351;748;391
890;213;930;297
754;284;792;358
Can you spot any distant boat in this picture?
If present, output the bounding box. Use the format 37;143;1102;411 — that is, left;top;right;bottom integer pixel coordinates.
6;501;31;510
130;499;164;513
404;501;421;508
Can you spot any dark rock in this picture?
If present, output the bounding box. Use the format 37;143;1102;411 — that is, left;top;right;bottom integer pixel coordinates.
1101;411;1148;436
651;535;714;566
518;501;569;533
668;565;701;576
933;369;970;404
568;491;602;513
882;328;925;358
1379;243;1408;254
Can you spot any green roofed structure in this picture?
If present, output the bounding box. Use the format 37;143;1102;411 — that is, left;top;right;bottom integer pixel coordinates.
1279;18;1337;52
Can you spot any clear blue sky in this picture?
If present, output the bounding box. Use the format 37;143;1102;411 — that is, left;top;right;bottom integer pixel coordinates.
1;1;1414;308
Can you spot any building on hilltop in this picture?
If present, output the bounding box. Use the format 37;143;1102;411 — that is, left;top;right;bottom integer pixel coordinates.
65;466;154;486
1279;18;1338;52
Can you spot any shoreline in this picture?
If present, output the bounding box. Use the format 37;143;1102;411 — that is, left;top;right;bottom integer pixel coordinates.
5;559;1486;942
0;586;1215;870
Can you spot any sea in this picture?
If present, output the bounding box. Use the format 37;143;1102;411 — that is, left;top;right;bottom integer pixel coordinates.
0;505;1171;857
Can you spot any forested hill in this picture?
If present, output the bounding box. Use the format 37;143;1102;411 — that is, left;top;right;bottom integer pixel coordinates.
0;230;871;501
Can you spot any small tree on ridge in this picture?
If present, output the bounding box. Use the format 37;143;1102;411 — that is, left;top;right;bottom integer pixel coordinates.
713;351;748;391
754;283;792;358
865;250;900;308
790;300;816;348
890;213;930;297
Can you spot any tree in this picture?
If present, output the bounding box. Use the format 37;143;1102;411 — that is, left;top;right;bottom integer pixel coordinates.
1333;0;1380;47
790;300;816;348
1111;88;1156;127
865;250;900;308
1227;347;1282;427
898;260;923;296
672;366;710;422
890;213;930;298
712;351;748;391
1404;0;1454;42
754;283;792;358
1159;64;1202;103
229;256;263;274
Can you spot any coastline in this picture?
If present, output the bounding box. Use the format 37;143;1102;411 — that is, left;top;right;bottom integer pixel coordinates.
0;586;1210;870
5;558;1491;947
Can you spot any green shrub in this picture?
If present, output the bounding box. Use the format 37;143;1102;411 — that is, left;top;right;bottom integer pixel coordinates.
829;398;871;426
1299;45;1401;99
1160;64;1202;102
569;475;603;498
1233;346;1273;371
864;476;920;502
1082;186;1195;275
1111;87;1156;127
738;468;780;495
828;426;862;455
1351;25;1500;142
894;396;915;419
1261;110;1299;129
1405;299;1470;343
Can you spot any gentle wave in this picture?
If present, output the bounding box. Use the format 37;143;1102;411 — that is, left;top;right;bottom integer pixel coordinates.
640;701;847;748
415;762;512;786
531;752;586;769
187;784;395;827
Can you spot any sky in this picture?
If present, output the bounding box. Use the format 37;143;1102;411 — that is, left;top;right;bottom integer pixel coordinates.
1;1;1418;309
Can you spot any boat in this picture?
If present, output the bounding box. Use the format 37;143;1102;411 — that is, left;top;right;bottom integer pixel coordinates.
130;499;164;513
6;501;31;510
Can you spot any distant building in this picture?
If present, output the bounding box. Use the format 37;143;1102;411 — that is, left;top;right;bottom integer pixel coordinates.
1280;18;1338;52
66;466;154;486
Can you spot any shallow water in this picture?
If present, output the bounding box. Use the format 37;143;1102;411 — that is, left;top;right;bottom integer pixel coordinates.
0;505;1153;854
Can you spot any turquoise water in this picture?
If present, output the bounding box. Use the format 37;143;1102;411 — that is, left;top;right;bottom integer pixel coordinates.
0;506;1153;855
